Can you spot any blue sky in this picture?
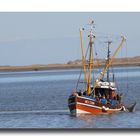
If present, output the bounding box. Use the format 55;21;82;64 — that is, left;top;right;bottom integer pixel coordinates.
0;12;139;66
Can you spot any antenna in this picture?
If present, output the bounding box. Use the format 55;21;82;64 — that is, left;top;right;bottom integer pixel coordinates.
88;19;95;38
88;19;95;31
104;40;112;82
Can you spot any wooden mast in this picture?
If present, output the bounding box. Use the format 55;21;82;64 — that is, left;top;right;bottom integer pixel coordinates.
87;21;94;95
79;28;87;84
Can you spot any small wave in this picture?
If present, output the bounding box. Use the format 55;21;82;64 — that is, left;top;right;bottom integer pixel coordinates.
0;110;69;115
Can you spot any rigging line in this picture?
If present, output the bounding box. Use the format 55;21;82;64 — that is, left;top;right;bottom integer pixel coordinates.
93;36;105;83
124;40;129;96
120;40;128;98
110;61;118;92
76;42;90;90
92;37;97;85
120;40;123;93
111;64;120;93
94;39;101;78
91;43;94;85
82;42;90;89
76;68;83;91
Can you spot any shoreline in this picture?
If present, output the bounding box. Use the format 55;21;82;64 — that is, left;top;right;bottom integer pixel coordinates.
0;62;139;72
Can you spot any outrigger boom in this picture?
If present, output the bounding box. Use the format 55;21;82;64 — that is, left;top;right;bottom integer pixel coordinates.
91;36;126;93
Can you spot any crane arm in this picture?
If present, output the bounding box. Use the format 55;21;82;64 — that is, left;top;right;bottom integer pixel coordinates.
80;29;87;83
91;36;126;93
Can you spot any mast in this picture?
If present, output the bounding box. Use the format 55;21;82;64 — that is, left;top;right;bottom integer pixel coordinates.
87;20;94;95
79;28;87;83
106;41;112;82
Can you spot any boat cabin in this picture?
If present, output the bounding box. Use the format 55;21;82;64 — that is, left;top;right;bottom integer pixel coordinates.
94;81;117;99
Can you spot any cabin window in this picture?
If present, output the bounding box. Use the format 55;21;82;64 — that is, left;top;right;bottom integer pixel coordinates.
95;88;115;99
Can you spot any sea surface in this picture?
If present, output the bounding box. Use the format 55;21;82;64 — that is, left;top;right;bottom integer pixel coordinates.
0;66;140;128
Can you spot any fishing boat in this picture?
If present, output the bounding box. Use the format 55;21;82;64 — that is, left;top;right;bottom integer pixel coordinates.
68;20;136;116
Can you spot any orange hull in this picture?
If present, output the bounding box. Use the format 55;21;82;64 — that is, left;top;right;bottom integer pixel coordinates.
68;95;124;115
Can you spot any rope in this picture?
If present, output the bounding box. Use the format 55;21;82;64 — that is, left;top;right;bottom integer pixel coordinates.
75;42;90;91
125;40;129;96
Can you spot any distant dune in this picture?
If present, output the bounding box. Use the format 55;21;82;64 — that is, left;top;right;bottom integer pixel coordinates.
67;56;140;66
0;56;140;72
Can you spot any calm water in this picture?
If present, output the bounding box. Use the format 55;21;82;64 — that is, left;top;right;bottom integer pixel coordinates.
0;66;140;128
